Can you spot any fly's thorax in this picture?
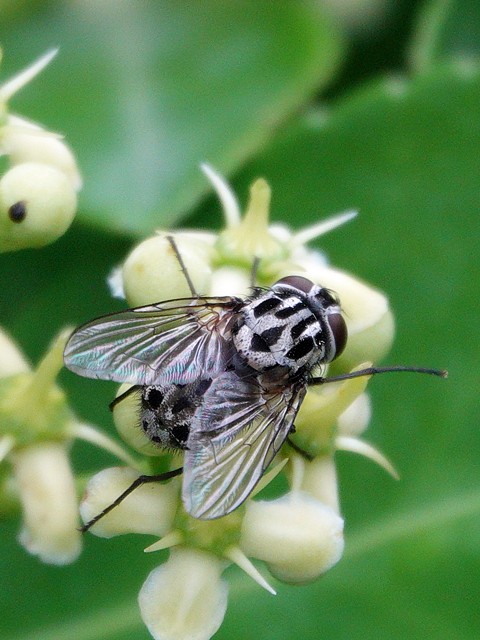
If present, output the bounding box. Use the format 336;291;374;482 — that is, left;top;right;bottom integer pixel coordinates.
231;276;346;375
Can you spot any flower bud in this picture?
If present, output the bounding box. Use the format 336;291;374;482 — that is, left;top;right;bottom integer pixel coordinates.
241;492;344;584
299;455;340;513
292;367;370;457
122;232;215;307
80;467;179;538
0;162;77;252
337;392;371;437
0;327;30;377
138;548;228;640
2;115;82;190
208;265;251;297
281;260;395;370
12;442;81;565
313;267;395;370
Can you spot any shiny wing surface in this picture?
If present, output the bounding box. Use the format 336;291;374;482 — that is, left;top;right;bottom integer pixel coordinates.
64;297;238;385
183;372;306;519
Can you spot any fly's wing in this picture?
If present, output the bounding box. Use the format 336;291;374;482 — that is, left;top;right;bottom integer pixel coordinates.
64;297;238;386
182;372;306;519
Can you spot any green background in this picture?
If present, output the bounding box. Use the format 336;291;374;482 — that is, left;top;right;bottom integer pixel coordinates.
0;1;478;639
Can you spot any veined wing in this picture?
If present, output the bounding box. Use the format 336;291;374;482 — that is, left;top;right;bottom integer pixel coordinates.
64;297;239;386
183;371;306;519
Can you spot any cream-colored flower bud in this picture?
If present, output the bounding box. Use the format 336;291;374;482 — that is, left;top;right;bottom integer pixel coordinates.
112;384;163;456
292;367;370;457
300;455;340;513
12;441;81;565
139;548;228;640
208;265;251;297
283;257;395;369
313;267;395;370
241;492;344;584
0;327;30;377
0;162;77;252
337;392;371;436
2;115;82;190
122;232;215;307
80;467;179;538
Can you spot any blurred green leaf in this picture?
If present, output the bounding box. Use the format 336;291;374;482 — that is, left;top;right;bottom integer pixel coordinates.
0;0;341;235
1;4;479;640
409;0;480;73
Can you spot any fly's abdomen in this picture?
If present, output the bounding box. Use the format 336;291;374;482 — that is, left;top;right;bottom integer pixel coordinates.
140;378;212;450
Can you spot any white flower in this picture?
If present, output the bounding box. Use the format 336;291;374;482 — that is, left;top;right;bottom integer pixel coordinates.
12;441;81;565
337;392;372;436
0;49;81;252
122;231;215;307
0;328;82;564
74;166;403;640
0;326;30;376
240;491;344;584
0;327;137;564
1;115;82;190
0;162;77;251
79;467;179;538
139;548;228;640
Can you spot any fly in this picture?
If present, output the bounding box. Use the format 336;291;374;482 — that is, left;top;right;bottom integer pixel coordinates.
64;237;446;528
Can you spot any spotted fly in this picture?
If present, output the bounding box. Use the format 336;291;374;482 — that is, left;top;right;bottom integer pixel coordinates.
64;237;446;528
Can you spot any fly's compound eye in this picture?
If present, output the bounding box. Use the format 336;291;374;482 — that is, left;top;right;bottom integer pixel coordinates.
274;275;314;294
327;312;348;359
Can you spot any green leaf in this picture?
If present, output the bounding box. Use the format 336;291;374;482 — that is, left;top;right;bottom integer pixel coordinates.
409;0;480;73
0;0;341;235
1;10;479;640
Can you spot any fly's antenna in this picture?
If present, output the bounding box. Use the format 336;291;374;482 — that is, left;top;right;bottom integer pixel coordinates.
311;365;448;386
80;467;184;534
166;235;198;297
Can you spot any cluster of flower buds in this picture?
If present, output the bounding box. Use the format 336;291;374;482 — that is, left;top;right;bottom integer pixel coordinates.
0;326;141;565
0;49;81;252
80;166;397;640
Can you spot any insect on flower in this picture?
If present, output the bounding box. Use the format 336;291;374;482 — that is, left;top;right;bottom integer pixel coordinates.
64;237;446;528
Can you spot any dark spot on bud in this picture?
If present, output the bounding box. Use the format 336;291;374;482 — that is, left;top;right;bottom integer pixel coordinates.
8;201;27;223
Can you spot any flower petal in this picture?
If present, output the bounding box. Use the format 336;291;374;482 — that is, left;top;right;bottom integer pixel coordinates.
80;467;179;538
241;492;344;584
139;548;228;640
12;442;81;565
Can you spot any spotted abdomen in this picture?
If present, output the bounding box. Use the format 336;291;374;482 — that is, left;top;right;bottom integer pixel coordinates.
140;378;212;450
